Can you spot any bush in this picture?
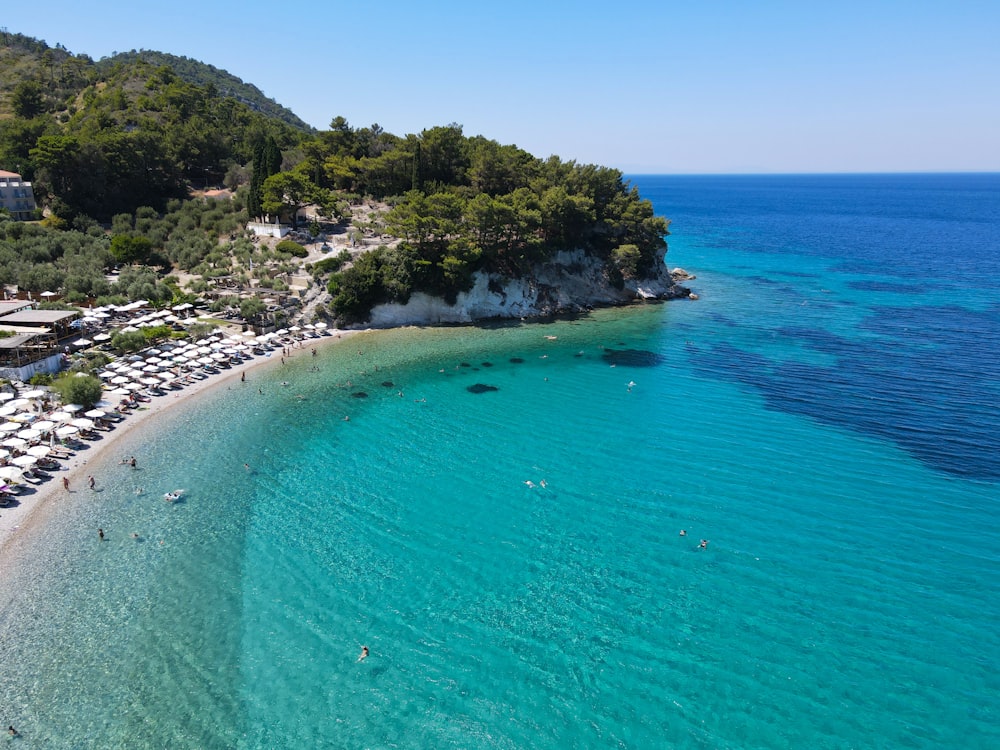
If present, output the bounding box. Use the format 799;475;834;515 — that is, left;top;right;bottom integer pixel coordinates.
275;239;308;258
110;330;147;353
51;373;103;410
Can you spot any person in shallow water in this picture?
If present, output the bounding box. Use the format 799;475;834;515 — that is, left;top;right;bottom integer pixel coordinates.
358;645;369;662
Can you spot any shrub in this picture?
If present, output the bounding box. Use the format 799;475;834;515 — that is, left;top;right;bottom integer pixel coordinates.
275;239;308;258
51;373;103;410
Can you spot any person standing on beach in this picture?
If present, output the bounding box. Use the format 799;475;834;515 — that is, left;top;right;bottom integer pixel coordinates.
88;476;95;490
63;477;70;491
98;528;104;541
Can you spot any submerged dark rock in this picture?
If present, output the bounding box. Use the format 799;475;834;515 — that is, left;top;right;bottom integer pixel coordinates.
351;391;369;398
481;362;493;367
601;348;665;367
381;381;394;387
467;383;499;394
510;357;525;364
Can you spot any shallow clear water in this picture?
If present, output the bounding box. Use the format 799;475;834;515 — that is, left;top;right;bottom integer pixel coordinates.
0;174;997;749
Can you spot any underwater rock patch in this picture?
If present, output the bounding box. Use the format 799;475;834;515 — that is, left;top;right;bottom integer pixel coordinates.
467;383;499;394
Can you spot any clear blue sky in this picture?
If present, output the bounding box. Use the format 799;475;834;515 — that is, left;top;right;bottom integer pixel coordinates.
6;1;999;173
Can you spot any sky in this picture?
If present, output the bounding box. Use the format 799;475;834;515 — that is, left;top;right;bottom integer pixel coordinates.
5;1;1000;173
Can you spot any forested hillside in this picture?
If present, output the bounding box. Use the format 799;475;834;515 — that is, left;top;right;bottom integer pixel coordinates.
0;32;671;324
0;31;308;219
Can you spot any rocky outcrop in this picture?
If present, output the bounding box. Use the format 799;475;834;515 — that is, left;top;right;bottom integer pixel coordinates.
364;248;692;328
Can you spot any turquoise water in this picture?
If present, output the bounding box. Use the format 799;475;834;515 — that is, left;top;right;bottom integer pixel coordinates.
0;175;998;748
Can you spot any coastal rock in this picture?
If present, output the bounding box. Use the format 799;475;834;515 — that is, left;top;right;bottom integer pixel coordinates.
365;249;691;327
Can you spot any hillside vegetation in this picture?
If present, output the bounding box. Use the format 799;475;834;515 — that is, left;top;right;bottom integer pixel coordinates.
0;32;671;325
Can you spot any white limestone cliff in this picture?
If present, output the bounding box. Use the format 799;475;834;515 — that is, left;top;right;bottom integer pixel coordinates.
363;249;691;328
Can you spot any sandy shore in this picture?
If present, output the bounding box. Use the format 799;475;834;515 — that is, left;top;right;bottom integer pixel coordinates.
0;328;362;554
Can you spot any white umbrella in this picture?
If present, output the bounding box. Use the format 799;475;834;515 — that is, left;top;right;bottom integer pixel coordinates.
99;371;116;379
108;388;131;397
74;338;93;346
93;332;112;341
10;455;37;467
0;467;23;481
47;411;73;422
17;429;42;441
63;404;83;413
26;445;53;458
0;422;21;433
55;426;78;438
2;437;27;449
84;410;107;419
32;420;56;432
0;405;17;417
111;376;130;385
7;399;30;408
140;377;162;386
70;418;95;430
0;393;12;402
10;413;33;423
20;390;46;399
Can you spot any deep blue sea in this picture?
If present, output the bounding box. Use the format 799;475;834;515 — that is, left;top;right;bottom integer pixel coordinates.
0;174;997;749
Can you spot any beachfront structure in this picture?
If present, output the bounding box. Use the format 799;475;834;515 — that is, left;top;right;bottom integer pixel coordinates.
0;332;63;379
0;170;37;221
0;309;80;342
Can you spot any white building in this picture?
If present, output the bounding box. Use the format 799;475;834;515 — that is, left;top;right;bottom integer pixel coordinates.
0;170;37;221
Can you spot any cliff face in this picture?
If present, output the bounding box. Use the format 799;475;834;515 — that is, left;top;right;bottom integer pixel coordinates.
364;248;691;328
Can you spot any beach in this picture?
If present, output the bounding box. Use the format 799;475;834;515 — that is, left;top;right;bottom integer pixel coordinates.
0;327;361;559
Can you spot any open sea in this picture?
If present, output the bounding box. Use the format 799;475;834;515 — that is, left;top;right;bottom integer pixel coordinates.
0;173;998;749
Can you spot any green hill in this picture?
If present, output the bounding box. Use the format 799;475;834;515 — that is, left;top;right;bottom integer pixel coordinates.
98;50;313;132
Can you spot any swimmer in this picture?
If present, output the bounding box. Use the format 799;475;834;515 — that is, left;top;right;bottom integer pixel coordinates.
8;726;17;736
524;480;536;489
357;645;369;662
679;529;686;536
131;532;140;540
539;479;547;488
135;487;144;496
699;539;708;549
130;456;136;468
98;528;104;541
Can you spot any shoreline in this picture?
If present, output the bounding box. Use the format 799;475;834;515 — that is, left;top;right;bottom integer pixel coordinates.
0;328;362;558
